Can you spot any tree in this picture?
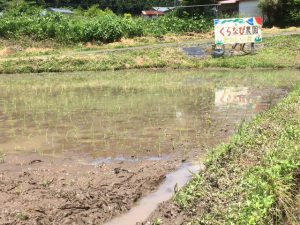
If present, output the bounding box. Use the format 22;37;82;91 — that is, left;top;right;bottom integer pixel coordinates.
259;0;282;24
180;0;214;17
0;0;9;10
259;0;300;26
284;0;300;25
23;0;174;14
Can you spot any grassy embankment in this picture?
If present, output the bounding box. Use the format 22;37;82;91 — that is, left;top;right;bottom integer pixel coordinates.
0;34;299;74
172;85;300;224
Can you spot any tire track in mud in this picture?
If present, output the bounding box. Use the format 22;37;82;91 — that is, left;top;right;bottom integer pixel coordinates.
0;154;179;225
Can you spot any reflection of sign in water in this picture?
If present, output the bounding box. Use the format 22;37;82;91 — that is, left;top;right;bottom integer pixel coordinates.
214;17;262;45
215;87;262;111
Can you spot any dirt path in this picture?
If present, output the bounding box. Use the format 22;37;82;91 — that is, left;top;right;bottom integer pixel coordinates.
0;154;179;225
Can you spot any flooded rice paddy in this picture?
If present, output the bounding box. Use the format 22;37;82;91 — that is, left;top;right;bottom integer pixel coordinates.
0;69;298;160
0;69;299;225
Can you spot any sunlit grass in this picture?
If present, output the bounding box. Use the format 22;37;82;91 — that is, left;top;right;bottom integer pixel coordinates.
0;35;299;74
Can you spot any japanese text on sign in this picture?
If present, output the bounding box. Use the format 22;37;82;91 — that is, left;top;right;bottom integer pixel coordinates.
214;17;262;45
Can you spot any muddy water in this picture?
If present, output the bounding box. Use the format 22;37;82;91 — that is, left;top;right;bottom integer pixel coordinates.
105;162;201;225
0;71;290;159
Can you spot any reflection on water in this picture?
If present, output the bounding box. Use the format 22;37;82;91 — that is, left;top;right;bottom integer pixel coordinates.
214;86;287;126
0;73;289;159
215;87;264;111
216;87;253;107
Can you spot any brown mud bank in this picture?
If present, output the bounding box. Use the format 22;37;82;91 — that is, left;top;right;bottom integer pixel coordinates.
144;195;193;225
0;154;179;225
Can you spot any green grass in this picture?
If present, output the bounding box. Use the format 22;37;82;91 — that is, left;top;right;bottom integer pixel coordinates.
174;84;300;224
202;35;300;69
0;35;298;74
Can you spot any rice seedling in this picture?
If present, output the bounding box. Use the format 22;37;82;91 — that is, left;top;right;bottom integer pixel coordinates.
0;69;298;158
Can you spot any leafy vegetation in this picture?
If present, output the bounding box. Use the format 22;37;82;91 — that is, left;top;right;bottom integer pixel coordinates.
174;84;300;224
1;0;216;16
0;3;212;44
180;0;215;16
8;0;175;15
259;0;300;26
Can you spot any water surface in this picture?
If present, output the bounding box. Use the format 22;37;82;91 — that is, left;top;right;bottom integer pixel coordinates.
0;69;297;159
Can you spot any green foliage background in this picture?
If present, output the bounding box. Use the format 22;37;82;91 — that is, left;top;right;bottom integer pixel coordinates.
259;0;300;26
0;2;212;43
0;0;176;15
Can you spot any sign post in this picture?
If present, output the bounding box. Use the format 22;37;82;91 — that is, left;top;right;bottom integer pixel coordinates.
213;17;262;54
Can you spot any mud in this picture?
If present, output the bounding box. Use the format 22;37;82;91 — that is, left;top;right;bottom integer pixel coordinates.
143;198;194;225
0;154;179;225
105;163;201;225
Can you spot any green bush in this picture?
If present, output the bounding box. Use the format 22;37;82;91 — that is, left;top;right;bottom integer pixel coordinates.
0;4;212;43
83;5;114;18
145;14;212;36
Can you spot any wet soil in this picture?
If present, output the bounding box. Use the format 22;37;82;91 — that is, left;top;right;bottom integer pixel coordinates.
0;154;179;225
143;198;194;225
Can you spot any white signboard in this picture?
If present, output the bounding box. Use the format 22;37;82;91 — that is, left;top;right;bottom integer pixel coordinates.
214;17;262;45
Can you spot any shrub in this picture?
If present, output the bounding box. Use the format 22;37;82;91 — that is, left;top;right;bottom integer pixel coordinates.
0;4;212;43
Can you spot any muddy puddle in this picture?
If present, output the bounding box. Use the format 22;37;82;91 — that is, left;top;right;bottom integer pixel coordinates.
105;162;201;225
0;69;299;224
